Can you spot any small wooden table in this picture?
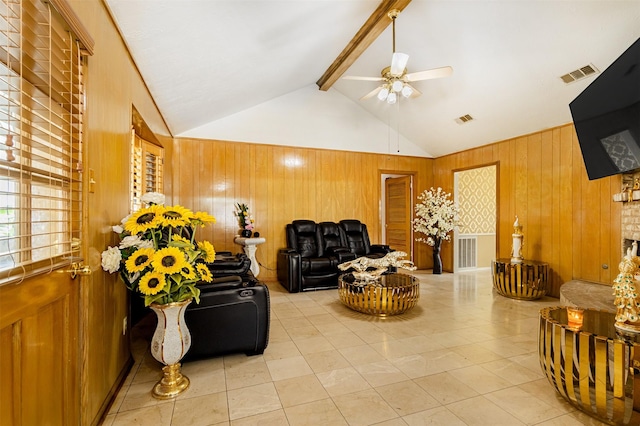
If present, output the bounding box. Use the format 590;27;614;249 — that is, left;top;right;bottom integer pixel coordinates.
492;258;549;300
338;273;419;316
539;307;640;425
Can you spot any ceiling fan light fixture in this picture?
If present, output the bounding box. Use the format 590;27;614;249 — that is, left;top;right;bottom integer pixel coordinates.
401;85;413;98
387;92;397;104
378;87;390;100
391;80;404;92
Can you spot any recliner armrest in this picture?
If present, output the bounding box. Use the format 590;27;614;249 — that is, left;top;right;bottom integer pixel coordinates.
370;244;392;254
326;246;357;263
198;275;245;292
277;249;302;293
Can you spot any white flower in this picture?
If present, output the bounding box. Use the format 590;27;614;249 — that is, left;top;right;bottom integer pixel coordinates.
112;225;123;234
141;192;165;206
413;187;460;246
101;246;122;273
119;235;146;249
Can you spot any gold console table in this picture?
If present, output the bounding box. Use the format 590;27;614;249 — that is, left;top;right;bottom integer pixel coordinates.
539;307;640;425
338;273;419;316
492;258;548;300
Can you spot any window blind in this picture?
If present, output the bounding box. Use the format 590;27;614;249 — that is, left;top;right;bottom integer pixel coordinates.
130;131;163;212
0;0;91;283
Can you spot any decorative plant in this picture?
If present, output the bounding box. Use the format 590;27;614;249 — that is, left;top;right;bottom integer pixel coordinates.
413;187;460;246
235;203;254;231
101;192;217;306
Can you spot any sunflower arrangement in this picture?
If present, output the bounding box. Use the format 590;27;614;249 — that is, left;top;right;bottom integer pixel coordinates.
101;192;216;306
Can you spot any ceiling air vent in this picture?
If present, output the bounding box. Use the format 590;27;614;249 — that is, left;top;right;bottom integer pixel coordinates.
455;114;474;124
560;64;599;84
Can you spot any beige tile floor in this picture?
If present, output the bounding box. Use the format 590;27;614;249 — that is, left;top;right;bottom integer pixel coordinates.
101;269;610;426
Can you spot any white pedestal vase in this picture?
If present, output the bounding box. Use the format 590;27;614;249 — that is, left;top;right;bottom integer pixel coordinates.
149;298;192;399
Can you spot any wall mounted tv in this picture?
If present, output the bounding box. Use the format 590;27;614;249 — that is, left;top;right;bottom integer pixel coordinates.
570;37;640;180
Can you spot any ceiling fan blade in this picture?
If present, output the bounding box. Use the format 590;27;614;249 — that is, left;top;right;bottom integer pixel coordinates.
405;66;453;82
343;75;385;82
360;86;383;100
390;52;409;76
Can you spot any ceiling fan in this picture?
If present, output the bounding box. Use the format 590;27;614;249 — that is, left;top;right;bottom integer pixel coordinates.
342;9;453;103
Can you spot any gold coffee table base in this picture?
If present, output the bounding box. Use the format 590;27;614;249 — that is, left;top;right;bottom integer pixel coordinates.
492;258;549;300
539;307;640;425
338;273;419;316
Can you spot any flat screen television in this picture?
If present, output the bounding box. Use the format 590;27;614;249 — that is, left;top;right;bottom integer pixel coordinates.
570;37;640;180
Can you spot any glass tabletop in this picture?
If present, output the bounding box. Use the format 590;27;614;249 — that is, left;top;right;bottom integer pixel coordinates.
339;273;417;288
541;306;640;343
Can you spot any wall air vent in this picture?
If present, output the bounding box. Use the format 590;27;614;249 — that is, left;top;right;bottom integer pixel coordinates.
455;114;474;125
560;64;599;84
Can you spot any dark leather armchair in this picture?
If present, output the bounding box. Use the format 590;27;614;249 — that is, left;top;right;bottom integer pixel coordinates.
339;219;392;259
184;274;270;361
277;220;352;293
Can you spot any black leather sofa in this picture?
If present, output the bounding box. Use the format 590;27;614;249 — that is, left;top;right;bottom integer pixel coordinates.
277;219;392;293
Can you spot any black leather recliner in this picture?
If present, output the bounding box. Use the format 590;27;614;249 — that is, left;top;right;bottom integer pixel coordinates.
339;219;392;259
277;220;355;293
182;252;270;360
184;274;270;361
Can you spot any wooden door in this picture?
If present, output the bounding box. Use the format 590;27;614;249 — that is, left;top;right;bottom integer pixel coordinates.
0;271;80;425
385;176;412;258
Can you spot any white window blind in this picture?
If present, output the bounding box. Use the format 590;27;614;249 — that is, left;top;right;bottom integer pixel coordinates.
131;131;163;212
0;0;92;283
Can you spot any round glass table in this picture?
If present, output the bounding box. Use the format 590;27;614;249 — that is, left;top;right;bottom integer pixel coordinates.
539;307;640;425
338;273;419;316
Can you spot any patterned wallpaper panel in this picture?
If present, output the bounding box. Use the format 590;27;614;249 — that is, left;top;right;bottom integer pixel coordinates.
457;165;496;234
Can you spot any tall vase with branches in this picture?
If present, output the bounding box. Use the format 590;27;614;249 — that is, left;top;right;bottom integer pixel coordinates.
413;187;459;274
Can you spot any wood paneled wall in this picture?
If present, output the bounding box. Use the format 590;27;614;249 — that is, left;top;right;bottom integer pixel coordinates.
433;123;621;297
172;138;434;280
69;1;173;424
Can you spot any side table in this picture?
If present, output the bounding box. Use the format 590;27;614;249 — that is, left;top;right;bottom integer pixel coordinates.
492;258;548;300
234;237;266;278
539;307;640;425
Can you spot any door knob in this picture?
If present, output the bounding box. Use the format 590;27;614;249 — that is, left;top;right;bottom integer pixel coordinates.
58;262;92;279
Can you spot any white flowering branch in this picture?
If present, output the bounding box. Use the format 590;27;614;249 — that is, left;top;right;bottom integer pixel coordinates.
413;187;460;246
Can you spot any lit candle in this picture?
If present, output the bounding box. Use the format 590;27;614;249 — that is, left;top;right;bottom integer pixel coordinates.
566;307;584;329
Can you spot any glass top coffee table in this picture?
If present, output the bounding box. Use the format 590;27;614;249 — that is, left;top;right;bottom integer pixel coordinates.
338;273;419;316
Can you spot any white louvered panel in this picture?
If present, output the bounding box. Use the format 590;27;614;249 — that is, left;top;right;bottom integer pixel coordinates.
457;236;477;269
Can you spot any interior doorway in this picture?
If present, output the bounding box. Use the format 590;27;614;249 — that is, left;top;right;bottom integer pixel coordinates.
453;165;497;272
381;173;413;261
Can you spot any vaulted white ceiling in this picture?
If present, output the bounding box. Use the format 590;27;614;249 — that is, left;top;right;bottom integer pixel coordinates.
104;0;640;157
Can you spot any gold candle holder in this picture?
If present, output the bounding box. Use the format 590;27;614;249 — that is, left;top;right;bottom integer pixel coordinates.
566;307;584;329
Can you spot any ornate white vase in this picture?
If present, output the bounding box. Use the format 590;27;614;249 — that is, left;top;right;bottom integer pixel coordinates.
149;298;192;399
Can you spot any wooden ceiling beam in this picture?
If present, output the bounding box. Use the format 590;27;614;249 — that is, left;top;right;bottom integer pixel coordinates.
316;0;412;91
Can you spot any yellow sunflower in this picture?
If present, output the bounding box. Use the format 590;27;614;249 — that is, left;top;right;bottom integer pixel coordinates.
124;205;163;234
138;271;166;295
152;246;188;275
125;248;155;273
196;263;213;282
159;205;194;228
179;262;197;280
192;211;217;227
171;234;194;249
198;240;216;263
